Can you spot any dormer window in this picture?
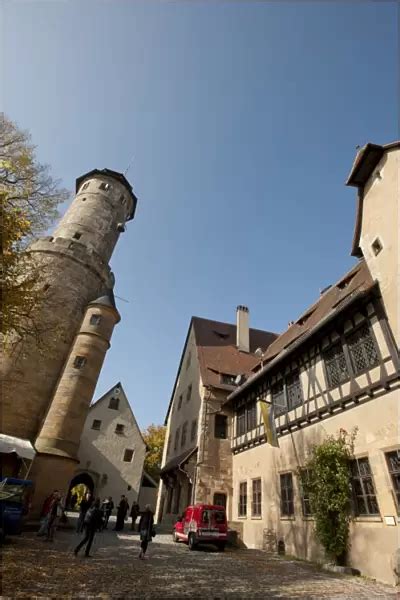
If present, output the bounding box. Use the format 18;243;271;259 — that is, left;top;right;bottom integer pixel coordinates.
221;373;237;386
81;182;90;191
99;182;111;192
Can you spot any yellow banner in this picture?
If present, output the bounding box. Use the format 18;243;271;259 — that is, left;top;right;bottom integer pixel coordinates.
259;401;279;447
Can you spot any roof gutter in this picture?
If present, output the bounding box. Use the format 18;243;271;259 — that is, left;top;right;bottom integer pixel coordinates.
225;283;379;405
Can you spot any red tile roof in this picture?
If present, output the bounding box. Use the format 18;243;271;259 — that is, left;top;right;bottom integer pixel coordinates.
227;260;376;402
193;317;277;388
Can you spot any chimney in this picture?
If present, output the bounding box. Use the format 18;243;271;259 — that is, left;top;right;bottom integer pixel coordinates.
236;305;250;353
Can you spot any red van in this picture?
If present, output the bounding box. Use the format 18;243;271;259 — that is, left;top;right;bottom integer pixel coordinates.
172;504;228;551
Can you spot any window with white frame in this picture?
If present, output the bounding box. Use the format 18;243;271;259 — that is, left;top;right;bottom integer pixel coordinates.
251;479;262;517
239;482;247;517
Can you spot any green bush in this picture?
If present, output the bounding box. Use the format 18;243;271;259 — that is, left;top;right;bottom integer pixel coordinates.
304;428;357;565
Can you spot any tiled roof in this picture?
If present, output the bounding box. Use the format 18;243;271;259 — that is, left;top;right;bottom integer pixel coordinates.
193;317;278;388
163;317;278;424
228;259;376;402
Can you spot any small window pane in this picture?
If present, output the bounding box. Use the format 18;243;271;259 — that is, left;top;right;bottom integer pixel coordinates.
246;402;257;431
181;422;188;448
90;314;101;326
252;479;262;517
272;381;286;415
190;419;197;442
239;482;247;517
177;395;183;410
280;473;294;516
386;450;400;514
347;322;379;375
215;414;228;439
237;407;246;436
92;419;101;430
186;384;192;402
99;182;111;191
73;356;86;369
324;343;349;387
115;424;125;435
286;371;303;410
351;457;379;516
123;449;134;462
109;397;119;410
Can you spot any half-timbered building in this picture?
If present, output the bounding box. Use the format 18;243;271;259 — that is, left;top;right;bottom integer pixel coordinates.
223;141;400;585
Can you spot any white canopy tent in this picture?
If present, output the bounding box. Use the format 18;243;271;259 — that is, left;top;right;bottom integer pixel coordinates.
0;434;36;478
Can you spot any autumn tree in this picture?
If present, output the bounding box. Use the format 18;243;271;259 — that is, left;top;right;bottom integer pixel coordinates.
0;113;69;342
142;424;166;482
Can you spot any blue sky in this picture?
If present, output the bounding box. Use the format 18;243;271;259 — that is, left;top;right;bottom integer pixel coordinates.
2;1;398;429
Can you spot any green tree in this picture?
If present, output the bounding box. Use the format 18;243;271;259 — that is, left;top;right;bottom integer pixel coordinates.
0;113;69;341
142;424;166;482
304;428;357;565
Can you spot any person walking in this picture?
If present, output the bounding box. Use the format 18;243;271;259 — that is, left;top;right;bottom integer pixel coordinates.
45;492;63;542
37;489;58;537
76;492;92;533
74;498;103;558
130;501;140;532
114;495;129;532
138;505;155;560
101;496;114;530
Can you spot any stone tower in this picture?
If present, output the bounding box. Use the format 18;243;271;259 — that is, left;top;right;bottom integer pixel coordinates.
0;169;137;508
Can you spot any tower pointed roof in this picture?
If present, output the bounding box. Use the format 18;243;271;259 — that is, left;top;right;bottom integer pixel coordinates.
89;289;121;322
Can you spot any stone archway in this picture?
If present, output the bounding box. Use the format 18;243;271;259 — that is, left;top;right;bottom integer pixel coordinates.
67;471;95;509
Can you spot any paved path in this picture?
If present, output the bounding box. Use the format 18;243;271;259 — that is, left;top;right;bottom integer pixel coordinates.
1;527;398;599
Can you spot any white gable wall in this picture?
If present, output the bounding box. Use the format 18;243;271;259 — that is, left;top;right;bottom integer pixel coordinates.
77;385;146;506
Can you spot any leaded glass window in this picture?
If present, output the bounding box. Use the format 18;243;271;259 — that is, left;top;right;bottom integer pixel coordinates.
237;406;246;436
351;457;380;516
347;322;379;375
286;371;303;410
323;343;349;387
386;450;400;514
272;381;286;415
247;401;257;430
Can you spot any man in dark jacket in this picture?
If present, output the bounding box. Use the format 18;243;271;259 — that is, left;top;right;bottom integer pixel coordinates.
114;495;129;531
138;505;154;559
76;492;92;533
74;498;103;558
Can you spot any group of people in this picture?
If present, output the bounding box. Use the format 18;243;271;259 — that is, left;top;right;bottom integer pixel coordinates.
37;489;65;541
37;489;155;558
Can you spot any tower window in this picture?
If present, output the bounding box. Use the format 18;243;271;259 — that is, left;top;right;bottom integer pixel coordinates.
92;419;101;430
99;182;111;192
73;232;82;240
81;182;90;191
120;194;126;205
115;423;125;435
90;314;102;326
123;448;134;462
371;237;383;256
73;356;86;369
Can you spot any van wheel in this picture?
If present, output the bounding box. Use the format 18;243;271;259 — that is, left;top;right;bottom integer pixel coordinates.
188;533;197;550
217;543;225;552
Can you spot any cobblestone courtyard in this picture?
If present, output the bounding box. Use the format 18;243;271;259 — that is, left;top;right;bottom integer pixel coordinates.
1;527;398;599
